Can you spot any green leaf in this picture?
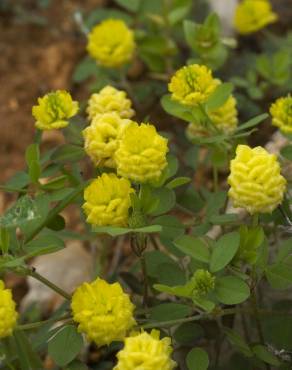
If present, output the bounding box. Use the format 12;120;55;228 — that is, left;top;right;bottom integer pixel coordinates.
186;348;209;370
13;330;43;370
64;361;89;370
0;227;10;254
205;83;233;112
149;187;176;216
161;94;194;122
144;250;174;277
51;145;85;163
183;20;199;49
28;160;41;184
209;214;238;225
265;262;292;289
25;144;40;166
281;145;292;161
215;276;250;304
46;214;66;231
41;175;67;191
235;113;268;133
174;235;210;263
210;232;240;272
166;176;191;189
25;233;64;258
149;303;192;321
205;191;227;219
223;327;253;357
152;215;185;240
168;0;192;25
48;325;83;367
174;323;204;345
157;262;186;286
72;57;98;83
114;0;141;12
92;225;162;236
154;283;192;298
0;195;40;228
252;344;281;366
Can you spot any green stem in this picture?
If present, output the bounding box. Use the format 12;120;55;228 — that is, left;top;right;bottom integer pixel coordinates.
140;253;149;308
27;268;71;300
213;166;218;192
24;183;86;244
140;307;292;329
252;213;259;227
16;315;72;331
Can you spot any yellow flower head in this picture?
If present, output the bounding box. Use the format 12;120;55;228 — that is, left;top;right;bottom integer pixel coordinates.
83;173;134;227
187;95;238;138
87;85;135;121
228;145;286;214
83;112;132;168
0;280;18;338
115;122;168;183
71;278;136;347
234;0;278;35
168;64;220;106
114;330;176;370
270;95;292;134
32;90;79;130
87;19;135;68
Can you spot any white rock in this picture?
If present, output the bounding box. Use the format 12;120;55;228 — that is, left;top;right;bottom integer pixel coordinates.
21;241;93;312
207;0;238;36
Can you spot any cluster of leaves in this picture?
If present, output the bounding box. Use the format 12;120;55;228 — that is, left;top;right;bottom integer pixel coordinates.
1;0;292;370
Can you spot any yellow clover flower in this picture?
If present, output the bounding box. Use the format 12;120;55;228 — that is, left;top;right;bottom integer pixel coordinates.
228;145;286;214
32;90;79;130
83;173;134;227
270;95;292;134
71;278;136;347
234;0;278;35
0;280;18;338
114;330;176;370
87;85;135;121
83;112;132;168
187;95;238;138
87;19;135;68
115;122;168;183
168;64;220;106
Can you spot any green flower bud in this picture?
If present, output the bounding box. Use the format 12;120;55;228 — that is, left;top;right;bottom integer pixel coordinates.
191;269;215;298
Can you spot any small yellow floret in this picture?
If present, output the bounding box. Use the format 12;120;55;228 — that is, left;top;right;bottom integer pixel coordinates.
168;64;220;106
87;86;135;121
32;90;79;130
187;95;238;138
234;0;278;35
228;145;286;214
0;280;18;338
83;112;132;168
83;173;134;227
114;330;176;370
115;123;168;183
270;95;292;134
87;19;135;68
71;278;136;347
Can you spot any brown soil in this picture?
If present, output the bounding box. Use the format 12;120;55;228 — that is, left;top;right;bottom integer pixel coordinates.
0;0;105;183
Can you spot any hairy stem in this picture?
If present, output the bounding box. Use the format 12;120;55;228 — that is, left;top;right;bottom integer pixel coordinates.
16;315;72;331
27;268;71;300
